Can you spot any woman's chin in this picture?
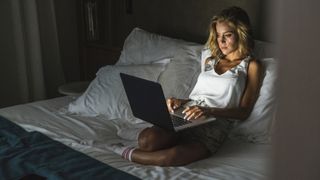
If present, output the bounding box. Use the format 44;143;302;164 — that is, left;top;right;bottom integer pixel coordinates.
221;51;229;56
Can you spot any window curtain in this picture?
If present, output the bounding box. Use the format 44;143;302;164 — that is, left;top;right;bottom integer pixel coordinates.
0;0;65;107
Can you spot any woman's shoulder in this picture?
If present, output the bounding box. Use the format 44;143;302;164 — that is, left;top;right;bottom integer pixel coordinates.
244;56;260;66
248;57;261;66
247;57;263;74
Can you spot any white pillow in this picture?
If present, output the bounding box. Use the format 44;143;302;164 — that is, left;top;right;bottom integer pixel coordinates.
67;63;167;123
159;44;203;99
230;57;278;143
116;27;197;65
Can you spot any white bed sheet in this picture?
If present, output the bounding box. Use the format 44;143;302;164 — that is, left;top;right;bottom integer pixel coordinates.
0;96;271;180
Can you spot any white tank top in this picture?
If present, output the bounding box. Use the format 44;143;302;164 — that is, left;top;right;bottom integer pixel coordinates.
188;49;250;108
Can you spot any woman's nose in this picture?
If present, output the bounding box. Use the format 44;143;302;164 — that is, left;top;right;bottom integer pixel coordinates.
219;37;226;44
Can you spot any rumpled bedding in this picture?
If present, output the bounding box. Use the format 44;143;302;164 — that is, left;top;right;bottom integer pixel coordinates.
0;96;271;180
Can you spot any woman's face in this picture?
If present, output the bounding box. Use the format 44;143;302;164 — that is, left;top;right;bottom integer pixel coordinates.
215;21;238;57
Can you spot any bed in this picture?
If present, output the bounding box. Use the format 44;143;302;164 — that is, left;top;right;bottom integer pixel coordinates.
0;27;277;180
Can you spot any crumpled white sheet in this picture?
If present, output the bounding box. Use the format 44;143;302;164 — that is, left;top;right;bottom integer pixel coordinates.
0;96;271;180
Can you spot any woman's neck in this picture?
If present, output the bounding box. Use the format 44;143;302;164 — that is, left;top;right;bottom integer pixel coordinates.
223;51;244;62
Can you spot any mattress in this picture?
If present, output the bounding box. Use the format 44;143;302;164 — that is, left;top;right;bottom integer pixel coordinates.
0;96;271;180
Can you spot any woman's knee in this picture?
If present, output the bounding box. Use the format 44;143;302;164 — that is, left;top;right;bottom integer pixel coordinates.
138;127;161;151
138;127;177;152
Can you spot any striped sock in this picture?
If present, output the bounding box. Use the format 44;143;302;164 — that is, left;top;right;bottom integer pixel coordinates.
122;147;136;161
106;142;136;161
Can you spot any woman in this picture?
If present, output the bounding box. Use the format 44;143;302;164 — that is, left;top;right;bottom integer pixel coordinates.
115;6;262;166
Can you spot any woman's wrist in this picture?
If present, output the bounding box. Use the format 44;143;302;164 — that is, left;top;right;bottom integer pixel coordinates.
206;107;217;116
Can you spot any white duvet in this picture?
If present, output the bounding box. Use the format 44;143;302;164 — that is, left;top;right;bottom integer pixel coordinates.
0;96;271;180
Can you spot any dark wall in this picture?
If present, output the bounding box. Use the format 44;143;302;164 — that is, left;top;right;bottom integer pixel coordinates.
106;0;270;48
0;0;28;107
60;0;270;80
0;0;270;107
53;0;80;82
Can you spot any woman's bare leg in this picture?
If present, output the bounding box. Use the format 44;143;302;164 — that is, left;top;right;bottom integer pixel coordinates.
131;142;210;166
133;126;210;166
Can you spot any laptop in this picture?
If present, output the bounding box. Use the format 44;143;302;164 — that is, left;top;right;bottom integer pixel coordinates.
120;73;216;132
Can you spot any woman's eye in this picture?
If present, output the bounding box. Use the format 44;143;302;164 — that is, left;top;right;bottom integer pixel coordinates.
224;34;232;38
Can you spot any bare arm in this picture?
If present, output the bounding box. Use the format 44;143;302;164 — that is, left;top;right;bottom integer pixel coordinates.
183;59;263;121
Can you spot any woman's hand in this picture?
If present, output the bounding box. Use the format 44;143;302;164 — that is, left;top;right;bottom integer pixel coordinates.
166;98;184;113
182;106;210;121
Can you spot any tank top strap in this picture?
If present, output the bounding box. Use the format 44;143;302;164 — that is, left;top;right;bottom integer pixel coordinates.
237;56;251;71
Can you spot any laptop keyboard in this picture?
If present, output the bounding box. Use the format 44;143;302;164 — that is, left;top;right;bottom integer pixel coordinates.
171;115;192;127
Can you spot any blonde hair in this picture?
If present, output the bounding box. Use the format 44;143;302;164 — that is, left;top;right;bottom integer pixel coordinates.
206;6;254;59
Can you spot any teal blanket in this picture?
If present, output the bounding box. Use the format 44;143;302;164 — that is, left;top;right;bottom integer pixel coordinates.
0;116;140;180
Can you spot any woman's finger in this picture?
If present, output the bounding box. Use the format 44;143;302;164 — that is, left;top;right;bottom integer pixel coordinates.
182;106;190;114
184;107;200;120
184;107;205;120
194;111;204;119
